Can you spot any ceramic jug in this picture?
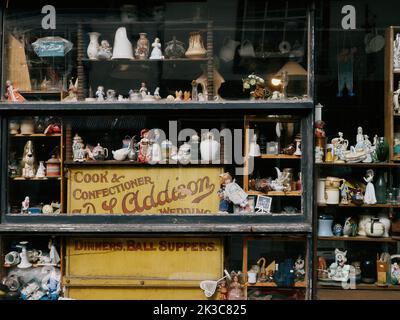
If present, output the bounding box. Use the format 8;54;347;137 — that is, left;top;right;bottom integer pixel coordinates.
200;132;220;162
219;37;239;62
185;32;207;59
87;32;100;60
92;143;109;161
358;214;375;236
365;218;385;237
238;40;255;58
112;27;134;60
20;118;35;135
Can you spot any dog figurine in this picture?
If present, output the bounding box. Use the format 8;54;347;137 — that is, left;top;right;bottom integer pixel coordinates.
21;140;36;178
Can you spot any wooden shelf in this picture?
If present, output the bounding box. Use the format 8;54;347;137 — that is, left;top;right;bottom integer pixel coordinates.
10;134;61;137
317;162;398;167
64;160;225;166
318;236;398;243
247;191;302;197
317;203;400;208
318;282;400;291
11;177;61;181
82;58;209;63
247;282;306;288
255;154;301;160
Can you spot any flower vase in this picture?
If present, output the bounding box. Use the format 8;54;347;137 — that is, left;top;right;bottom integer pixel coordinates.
87;32;101;60
185;32;207;59
374;170;387;204
375;137;389;162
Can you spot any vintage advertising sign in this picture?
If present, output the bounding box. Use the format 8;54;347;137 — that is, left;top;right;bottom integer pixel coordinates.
65;237;224;300
67;167;222;214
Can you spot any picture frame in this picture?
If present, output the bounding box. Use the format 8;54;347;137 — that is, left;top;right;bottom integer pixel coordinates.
255;195;272;214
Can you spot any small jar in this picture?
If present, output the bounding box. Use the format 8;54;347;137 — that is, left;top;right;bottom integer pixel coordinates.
46;155;61;177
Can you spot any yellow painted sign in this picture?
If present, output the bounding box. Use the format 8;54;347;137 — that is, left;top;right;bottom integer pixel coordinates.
64;237;224;300
67;167;222;214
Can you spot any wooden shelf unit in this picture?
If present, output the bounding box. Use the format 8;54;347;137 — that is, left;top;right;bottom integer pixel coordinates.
318;236;398;243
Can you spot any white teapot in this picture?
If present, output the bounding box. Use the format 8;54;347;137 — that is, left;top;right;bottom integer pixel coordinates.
200;132;220;162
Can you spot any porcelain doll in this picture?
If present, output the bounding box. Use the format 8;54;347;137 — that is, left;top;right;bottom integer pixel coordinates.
328;249;351;282
362;134;373;163
393;81;400;113
35;161;46;179
294;256;306;282
217;173;232;213
154;87;161;100
97;40;113;60
227;274;245;300
363;169;377;204
5;80;25;102
96;86;105;101
138;129;151;163
217;280;228;300
149;37;164;60
340;179;349;204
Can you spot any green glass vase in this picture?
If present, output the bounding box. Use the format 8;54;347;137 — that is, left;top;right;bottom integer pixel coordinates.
374;137;389;162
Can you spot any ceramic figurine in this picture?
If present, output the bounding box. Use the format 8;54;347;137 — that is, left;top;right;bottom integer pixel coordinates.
248;133;261;157
5;80;25;102
364;169;377;204
139;82;148;98
21;196;30;214
154;87;161;100
198;92;206;101
164;36;186;59
48;239;60;265
35;161;46;179
355;127;365;152
217;280;228;300
183;91;191;101
112;27;134;60
135;33;149;59
294;256;306;282
112;147;130;161
218;173;233;213
177;143;191;163
271;167;291;192
315;146;324;163
21;140;36;178
343;217;357;237
391;263;400;285
328;249;351;282
227;274;244;300
149;130;162;163
96;86;105;101
340;179;349;204
223;176;248;209
394;34;400;71
352;187;364;205
118;95;124;101
72;133;84;161
185;31;207;59
106;89;116;101
294;137;302;156
174;90;183;101
149;37;164;60
76;145;87;162
333;224;343;236
138;129;151;163
362;135;373;163
63;78;78;102
97;40;113;60
331;132;348;162
16;241;32;269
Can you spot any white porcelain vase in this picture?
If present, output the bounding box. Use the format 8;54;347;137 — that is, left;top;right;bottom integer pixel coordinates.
200;132;220;162
87;32;101;60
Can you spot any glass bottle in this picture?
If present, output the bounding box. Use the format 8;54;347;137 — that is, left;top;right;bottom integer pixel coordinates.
375;137;389;162
374;170;387;204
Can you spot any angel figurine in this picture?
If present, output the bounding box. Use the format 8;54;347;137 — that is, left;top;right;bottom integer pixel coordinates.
363;169;377;204
149;37;164;60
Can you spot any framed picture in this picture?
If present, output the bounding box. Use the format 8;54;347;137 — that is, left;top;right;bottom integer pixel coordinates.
255;196;272;214
233;195;256;213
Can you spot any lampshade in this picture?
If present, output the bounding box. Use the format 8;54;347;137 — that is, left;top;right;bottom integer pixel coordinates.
277;61;307;77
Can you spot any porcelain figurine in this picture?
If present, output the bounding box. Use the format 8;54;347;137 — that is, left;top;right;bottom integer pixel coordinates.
185;31;207;59
35;161;46;179
176;143;191;163
343;217;357;237
106;89;116;101
222;174;248;209
294;137;302;156
87;32;100;60
392;263;400;285
198;92;206;101
5;80;25;102
112;27;134;60
111;147;129;161
135;33;149;59
183;91;191;101
149;37;164;60
364;169;377;204
217;173;232;213
362;135;373;163
129;89;142;101
328;249;351;282
143;92;156;101
76;145;87;162
355;127;365;152
175;90;183;101
394;81;400;113
331;132;348;162
340;179;349;204
139;82;148;98
154;87;161;100
21;196;30;214
63;78;78;102
200;132;220;162
315;146;324;163
227;274;244;300
344;146;367;163
97;40;112;60
333;224;343;236
95;86;105;101
165;36;186;59
92;143;109;161
294;256;306;282
21;140;36;178
394;34;400;71
271;167;291;192
72;133;83;161
248;133;261;157
138;129;151;163
148;130;162;163
16;241;32;269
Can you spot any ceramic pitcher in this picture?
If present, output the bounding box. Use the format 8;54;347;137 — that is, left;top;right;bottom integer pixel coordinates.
87;32;100;60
